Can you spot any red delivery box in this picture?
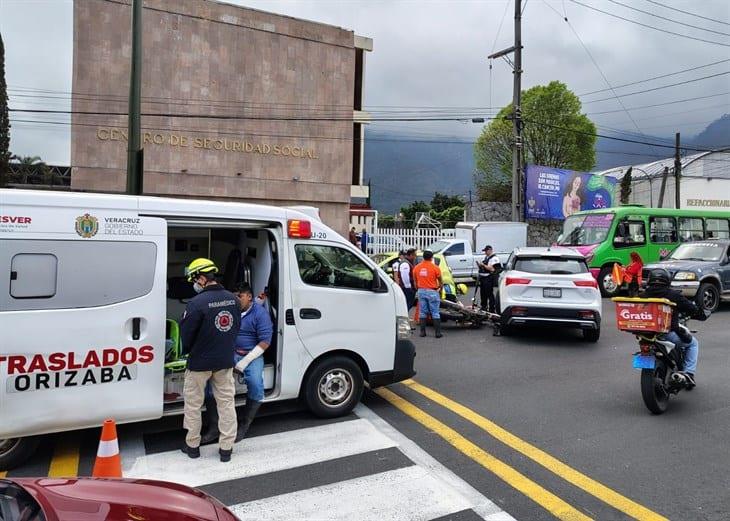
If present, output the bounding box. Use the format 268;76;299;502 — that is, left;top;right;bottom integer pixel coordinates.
613;298;674;333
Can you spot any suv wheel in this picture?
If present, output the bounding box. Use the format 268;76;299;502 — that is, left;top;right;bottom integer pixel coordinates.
583;327;600;343
697;282;720;312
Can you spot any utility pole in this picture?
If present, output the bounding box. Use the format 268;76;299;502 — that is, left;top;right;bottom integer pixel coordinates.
674;132;681;209
126;0;143;195
657;166;669;208
488;0;523;222
511;0;523;222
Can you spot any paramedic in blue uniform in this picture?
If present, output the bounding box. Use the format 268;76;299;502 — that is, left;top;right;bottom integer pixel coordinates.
232;282;273;442
180;258;241;462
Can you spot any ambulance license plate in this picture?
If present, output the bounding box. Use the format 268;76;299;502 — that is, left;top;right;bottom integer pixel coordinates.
543;288;562;298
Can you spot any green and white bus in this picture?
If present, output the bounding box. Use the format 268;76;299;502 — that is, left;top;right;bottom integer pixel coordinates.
556;205;730;296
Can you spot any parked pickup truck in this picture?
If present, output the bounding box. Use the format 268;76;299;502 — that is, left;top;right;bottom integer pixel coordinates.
425;239;483;279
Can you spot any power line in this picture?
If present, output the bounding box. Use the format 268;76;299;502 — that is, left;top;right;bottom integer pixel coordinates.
585;91;730;115
643;0;730;27
582;71;730;104
605;0;730;37
578;58;730;96
544;0;645;134
567;0;730;48
8;108;496;123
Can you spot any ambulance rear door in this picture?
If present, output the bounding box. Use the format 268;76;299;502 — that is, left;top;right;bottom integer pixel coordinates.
0;206;167;439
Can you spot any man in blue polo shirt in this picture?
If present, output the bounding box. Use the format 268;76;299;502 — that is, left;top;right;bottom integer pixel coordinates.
232;282;273;442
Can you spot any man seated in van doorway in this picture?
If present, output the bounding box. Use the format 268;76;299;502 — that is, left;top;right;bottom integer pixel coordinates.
180;258;241;462
200;282;273;445
231;282;273;442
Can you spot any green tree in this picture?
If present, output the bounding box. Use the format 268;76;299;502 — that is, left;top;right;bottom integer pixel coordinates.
9;155;52;184
0;33;10;187
378;215;395;228
431;206;464;228
430;192;464;213
619;167;633;204
474;81;597;202
399;200;430;228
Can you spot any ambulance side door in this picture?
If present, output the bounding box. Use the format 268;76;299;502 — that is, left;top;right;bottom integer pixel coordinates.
0;214;167;439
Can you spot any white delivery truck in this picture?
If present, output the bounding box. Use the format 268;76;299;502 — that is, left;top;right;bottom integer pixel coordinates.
427;222;528;279
0;190;415;470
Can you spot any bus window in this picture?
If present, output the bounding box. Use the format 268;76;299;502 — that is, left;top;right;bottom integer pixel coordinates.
613;220;646;248
649;217;677;244
679;217;704;242
706;218;730;239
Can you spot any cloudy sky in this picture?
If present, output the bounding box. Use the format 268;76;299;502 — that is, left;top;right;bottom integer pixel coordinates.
2;0;729;164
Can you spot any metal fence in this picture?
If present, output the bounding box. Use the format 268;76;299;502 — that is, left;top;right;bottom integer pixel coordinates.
368;228;455;255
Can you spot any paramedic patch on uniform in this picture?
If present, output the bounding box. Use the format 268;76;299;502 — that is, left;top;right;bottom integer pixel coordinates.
215;310;234;332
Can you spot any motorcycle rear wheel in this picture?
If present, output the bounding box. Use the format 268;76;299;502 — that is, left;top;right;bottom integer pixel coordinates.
640;363;670;414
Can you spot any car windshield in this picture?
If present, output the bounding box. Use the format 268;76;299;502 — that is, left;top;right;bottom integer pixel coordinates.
514;256;588;274
668;242;724;262
426;240;450;253
558;214;614;246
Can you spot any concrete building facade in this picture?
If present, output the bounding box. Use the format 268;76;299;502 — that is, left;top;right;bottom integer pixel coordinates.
71;0;371;233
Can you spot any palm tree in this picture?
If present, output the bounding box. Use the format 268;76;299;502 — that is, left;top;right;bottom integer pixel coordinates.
9;155;51;184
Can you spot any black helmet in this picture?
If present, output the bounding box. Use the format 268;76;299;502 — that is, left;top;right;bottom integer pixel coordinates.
647;268;671;287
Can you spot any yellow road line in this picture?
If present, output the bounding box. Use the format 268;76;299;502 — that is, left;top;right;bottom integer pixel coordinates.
402;379;668;521
48;435;80;478
376;387;592;521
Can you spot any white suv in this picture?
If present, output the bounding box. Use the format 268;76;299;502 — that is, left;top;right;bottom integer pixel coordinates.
497;247;602;342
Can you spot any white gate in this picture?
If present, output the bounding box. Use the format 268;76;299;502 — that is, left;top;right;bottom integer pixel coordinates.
368;228;455;255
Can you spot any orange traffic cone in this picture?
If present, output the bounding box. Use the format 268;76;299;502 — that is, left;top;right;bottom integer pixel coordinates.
92;418;122;478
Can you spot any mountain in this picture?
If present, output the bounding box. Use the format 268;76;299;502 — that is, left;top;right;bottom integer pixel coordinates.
689;114;730;150
363;115;729;214
363;130;475;214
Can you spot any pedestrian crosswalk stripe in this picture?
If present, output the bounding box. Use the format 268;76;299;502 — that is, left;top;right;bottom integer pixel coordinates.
126;418;397;487
229;466;474;521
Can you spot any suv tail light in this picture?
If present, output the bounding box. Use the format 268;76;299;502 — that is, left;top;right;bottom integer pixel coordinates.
505;277;531;286
511;306;528;316
578;310;595;319
574;279;598;289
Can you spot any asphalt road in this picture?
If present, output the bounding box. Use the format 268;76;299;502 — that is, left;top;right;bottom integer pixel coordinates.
4;301;729;520
367;299;730;520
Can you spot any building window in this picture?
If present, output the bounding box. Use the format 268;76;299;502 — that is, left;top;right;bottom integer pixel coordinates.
678;218;703;242
706;218;730;239
649;217;677;244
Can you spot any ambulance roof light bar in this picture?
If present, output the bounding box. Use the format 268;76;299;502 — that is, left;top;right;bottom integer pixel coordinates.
287;219;312;239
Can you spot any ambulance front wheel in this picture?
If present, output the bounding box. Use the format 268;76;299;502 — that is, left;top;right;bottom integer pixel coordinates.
0;436;40;471
303;356;364;418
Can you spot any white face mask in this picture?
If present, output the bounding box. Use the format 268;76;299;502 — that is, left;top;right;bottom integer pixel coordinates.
193;282;204;293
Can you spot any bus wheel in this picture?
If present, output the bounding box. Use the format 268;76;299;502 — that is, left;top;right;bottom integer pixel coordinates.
0;437;40;471
303;356;364;418
598;266;619;297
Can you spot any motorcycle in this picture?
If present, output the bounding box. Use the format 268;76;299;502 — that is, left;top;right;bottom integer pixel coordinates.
627;309;709;414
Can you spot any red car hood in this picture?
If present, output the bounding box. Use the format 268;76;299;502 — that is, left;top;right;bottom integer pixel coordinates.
11;477;231;521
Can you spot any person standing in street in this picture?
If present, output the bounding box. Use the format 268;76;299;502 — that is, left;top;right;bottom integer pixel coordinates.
231;282;273;442
391;250;405;286
180;258;241;462
348;227;358;245
360;228;369;254
413;250;443;338
399;248;417;311
476;245;501;313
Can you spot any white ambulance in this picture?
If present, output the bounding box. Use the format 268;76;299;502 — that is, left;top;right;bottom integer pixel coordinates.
0;189;416;470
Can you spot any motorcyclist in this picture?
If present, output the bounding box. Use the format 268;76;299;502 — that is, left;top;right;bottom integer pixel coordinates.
641;268;702;387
